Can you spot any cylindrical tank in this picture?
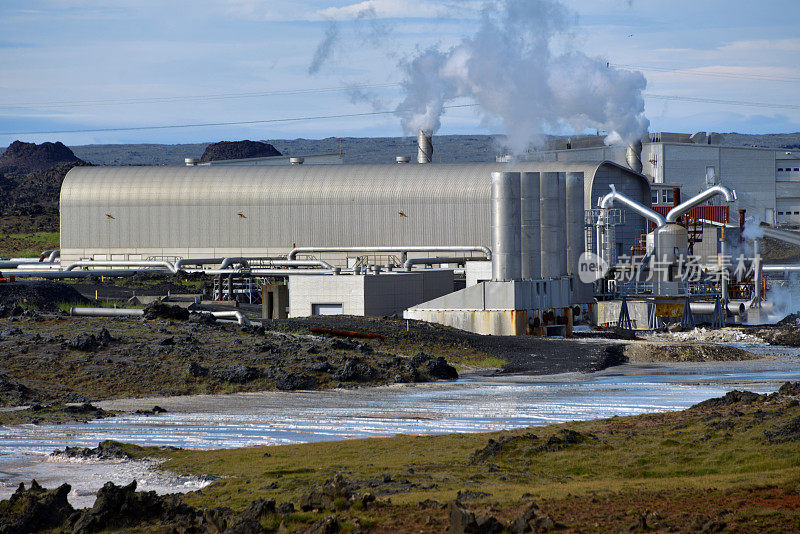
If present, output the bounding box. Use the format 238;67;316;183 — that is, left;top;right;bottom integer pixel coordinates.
520;172;541;280
417;130;433;163
645;223;689;281
539;172;565;278
566;171;590;301
491;172;522;281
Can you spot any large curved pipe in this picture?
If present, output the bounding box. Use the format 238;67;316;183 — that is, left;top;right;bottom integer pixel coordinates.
288;246;492;261
665;185;736;223
690;301;746;316
403;257;466;271
599;185;667;228
38;249;60;263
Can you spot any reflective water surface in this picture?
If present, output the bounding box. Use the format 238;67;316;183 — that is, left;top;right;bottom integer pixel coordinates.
0;356;798;506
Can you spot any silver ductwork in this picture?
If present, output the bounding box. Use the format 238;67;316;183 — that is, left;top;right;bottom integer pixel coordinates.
665;185;736;223
626;140;643;174
417;130;433;163
288;246;491;261
491;171;522;281
520;171;541;280
599;185;667;228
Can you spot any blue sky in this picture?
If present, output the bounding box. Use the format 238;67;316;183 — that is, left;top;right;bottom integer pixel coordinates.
0;0;799;146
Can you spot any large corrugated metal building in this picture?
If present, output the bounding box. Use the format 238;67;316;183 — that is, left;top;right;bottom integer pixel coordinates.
59;161;649;263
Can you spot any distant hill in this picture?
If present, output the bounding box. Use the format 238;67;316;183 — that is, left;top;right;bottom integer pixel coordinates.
0;140;84;175
200;140;281;162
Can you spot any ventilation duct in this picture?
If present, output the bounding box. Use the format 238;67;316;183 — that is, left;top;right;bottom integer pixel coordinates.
417;130;433;163
626;140;643;174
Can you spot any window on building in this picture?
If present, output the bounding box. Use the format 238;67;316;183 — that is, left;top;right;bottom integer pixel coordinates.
666;189;674;203
651;190;658;204
778;168;784;172
661;190;669;204
779;212;785;215
794;168;799;172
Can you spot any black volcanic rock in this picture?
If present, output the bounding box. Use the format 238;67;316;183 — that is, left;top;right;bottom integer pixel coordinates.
0;140;84;175
199;140;281;162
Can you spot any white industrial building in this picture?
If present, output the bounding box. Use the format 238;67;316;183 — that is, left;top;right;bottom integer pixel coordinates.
542;132;800;226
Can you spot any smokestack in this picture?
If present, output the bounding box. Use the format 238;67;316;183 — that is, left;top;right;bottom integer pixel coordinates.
491;171;522;281
417;130;433;164
626;140;643;174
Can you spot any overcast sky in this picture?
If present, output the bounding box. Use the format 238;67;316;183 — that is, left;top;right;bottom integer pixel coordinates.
1;0;798;146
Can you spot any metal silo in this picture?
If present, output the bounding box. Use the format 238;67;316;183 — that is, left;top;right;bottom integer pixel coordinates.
566;171;590;301
539;172;560;278
491;171;522;281
520;171;541;279
556;172;568;277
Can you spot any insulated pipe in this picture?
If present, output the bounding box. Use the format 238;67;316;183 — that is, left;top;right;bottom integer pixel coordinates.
38;249;60;263
566;172;588;300
2;269;139;279
200;269;337;276
403;257;466;271
520;171;541;279
762;265;800;273
65;260;178;273
417;130;433;163
71;307;144;317
491;171;522;281
288;246;492;261
665;185;736;223
720;227;728;303
539;172;563;278
216;258;335;270
599;185;667;228
690;302;746;316
195;310;251;326
174;258;225;269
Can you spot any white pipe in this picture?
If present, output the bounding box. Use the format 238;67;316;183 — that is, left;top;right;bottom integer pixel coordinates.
760;226;800;247
38;249;60;263
403;257;466;271
753;239;762;306
2;269;139;279
690;302;745;315
65;260;178;273
71;307;144;317
665;185;736;223
201;269;337;276
217;258;335;270
288;246;492;261
204;310;251;326
174;258;225;269
762;265;800;273
599;185;667;228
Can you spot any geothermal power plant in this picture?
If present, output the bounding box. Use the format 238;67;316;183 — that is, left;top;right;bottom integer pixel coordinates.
3;131;800;334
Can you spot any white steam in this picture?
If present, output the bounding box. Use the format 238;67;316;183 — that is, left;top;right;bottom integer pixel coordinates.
395;0;649;153
765;276;800;324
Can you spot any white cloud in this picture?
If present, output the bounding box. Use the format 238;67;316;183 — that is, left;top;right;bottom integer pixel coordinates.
225;0;480;22
720;38;800;53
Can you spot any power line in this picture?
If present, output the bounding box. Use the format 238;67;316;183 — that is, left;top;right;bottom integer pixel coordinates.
0;104;479;136
611;63;800;83
644;93;800;110
0;83;402;109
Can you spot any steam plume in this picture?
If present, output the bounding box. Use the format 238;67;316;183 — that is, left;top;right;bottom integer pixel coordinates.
309;22;340;75
396;0;649;154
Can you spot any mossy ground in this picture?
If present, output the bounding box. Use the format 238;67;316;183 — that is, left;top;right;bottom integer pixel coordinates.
0;231;59;258
133;393;800;532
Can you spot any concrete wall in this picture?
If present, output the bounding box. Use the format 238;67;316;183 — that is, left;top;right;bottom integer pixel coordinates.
288;271;454;318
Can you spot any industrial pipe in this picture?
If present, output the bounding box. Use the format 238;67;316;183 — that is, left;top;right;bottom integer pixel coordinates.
70;307;144;317
689;302;746;316
760;226;800;247
204;310;251;326
2;269;139;279
665;185;736;223
762;264;800;273
403;257;466;271
38;249;60;263
599;185;667;228
217;258;335;270
753;239;762;307
201;268;337;276
65;260;178;273
288;246;492;261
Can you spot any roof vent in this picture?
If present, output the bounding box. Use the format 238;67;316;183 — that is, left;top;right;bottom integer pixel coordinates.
185;158;198;166
290;157;305;165
396;156;411;164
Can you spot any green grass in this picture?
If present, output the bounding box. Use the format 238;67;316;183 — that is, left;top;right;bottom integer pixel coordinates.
143;396;800;514
0;232;59;258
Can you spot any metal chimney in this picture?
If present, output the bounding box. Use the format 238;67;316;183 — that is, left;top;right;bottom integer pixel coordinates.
626;140;643;174
417;130;433;163
491;171;522;281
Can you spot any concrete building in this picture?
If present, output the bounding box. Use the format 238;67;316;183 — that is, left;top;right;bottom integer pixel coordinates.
59;162;649;264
